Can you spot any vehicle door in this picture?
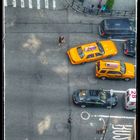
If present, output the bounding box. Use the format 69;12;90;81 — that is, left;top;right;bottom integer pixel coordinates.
94;99;106;107
85;54;95;62
86;98;96;106
95;52;103;60
106;71;122;79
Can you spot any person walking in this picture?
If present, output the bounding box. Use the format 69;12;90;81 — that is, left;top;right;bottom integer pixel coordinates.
58;36;65;47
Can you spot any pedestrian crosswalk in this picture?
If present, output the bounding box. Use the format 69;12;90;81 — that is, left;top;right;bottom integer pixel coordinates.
4;0;62;10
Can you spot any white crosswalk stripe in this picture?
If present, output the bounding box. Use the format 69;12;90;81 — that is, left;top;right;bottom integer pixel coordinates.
45;0;49;9
52;0;56;9
4;0;7;6
28;0;33;8
21;0;25;8
37;0;40;9
12;0;16;7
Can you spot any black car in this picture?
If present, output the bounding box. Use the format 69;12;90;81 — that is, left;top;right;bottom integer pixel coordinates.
72;89;118;108
123;39;136;57
99;18;136;39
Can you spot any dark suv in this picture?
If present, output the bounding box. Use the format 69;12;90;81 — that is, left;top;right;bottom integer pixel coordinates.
99;18;135;39
72;89;118;108
123;39;136;57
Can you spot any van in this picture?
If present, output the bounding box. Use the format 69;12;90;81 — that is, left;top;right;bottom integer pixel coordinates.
99;18;135;39
124;88;136;111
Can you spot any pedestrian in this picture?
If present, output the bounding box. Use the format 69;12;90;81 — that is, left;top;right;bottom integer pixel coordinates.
58;36;65;46
101;5;106;12
89;4;95;14
68;117;72;124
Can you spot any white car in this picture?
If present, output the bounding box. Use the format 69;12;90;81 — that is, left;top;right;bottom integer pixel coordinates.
124;88;136;111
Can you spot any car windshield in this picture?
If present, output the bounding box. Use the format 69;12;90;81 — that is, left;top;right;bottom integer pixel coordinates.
79;90;87;101
99;90;107;102
77;47;85;59
120;62;126;74
96;42;105;54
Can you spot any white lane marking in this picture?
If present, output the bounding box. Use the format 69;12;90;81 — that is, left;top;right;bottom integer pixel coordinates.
111;39;127;42
52;0;56;9
112;124;132;140
81;111;135;120
21;0;25;8
93;115;135;119
81;111;90;120
37;0;40;9
28;0;32;8
45;0;49;8
4;0;7;6
12;0;16;7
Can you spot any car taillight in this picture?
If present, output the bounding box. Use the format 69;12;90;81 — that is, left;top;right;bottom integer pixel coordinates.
125;49;128;54
101;32;105;36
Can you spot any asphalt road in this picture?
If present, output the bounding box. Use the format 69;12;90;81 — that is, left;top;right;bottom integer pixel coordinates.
5;6;136;140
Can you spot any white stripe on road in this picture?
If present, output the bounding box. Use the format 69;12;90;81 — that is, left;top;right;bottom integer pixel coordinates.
28;0;32;8
93;115;135;119
4;0;7;6
21;0;25;8
52;0;56;9
37;0;40;9
45;0;49;8
111;39;127;42
12;0;16;7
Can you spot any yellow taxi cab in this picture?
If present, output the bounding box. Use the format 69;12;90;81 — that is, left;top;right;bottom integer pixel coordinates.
96;60;135;81
67;40;118;64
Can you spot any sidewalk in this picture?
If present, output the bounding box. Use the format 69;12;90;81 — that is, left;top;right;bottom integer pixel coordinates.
65;0;136;18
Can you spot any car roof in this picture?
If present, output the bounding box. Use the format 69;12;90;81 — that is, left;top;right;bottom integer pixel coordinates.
81;42;100;54
104;18;131;30
127;88;136;102
98;60;121;71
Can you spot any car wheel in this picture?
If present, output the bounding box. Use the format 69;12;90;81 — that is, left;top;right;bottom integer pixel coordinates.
81;105;86;108
107;55;112;58
124;78;131;81
81;62;86;65
101;77;106;80
106;106;111;109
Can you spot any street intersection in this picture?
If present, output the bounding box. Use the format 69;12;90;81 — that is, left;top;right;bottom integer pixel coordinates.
4;3;136;140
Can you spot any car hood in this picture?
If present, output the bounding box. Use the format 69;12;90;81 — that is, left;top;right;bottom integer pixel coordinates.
125;63;135;76
68;48;81;62
100;40;118;55
107;93;118;106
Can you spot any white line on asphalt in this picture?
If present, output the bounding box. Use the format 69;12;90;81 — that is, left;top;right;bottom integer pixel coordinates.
21;0;25;8
52;0;56;9
28;0;32;8
81;111;90;120
45;0;49;8
111;39;126;42
4;0;7;6
93;115;135;119
37;0;40;9
12;0;16;7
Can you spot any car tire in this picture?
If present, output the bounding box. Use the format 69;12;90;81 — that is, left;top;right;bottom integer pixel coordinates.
81;105;86;108
106;106;111;109
101;77;106;80
107;55;112;58
124;78;131;81
81;62;86;65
